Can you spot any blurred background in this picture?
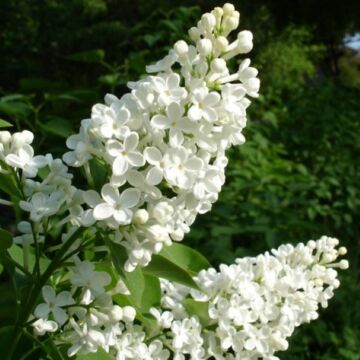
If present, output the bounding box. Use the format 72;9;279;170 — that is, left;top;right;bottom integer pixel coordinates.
0;1;359;358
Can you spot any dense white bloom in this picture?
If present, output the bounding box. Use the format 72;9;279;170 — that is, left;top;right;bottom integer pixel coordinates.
57;1;261;269
4;5;347;360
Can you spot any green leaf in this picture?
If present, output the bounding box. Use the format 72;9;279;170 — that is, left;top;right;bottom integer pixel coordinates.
8;244;50;273
0;119;12;128
141;274;161;313
160;243;211;275
143;254;199;289
107;242;161;314
125;266;145;309
0;101;30;118
0;94;29;102
107;240;127;277
41;117;74;138
0;172;22;198
183;299;212;327
66;49;105;63
76;348;112;360
0;228;13;251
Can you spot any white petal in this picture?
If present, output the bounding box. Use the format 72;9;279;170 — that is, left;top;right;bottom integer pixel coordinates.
106;140;123;157
144;147;162;165
53;307;68;325
203;107;218;122
66;134;80;150
169;130;184;147
119;188;141;208
167;102;182;120
116;108;130;124
83;190;102;207
101;184;119;205
194;183;206;199
56;291;74;307
100;123;113;138
113;208;132;224
112;156;128;176
34;303;50;318
5;154;23;168
124;132;139;151
166;73;180;89
188;106;202;121
151;115;169;130
93;203;114;220
67;344;82;357
19;144;34;160
204;92;220;106
171;88;187;99
185;157;204;171
146;167;163;186
42;285;56;303
127;152;145;167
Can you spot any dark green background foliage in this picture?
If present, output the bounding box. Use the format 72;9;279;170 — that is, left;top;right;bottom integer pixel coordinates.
0;0;359;358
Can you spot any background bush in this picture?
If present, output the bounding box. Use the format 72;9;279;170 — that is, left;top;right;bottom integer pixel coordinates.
0;1;359;358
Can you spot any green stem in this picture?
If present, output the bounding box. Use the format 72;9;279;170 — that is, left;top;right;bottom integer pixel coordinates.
6;227;85;360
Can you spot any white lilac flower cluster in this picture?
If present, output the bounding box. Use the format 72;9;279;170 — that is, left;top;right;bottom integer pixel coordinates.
31;236;348;359
61;3;260;271
0;130;80;237
0;4;349;359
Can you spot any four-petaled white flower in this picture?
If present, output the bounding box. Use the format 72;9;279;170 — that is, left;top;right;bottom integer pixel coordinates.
107;132;145;176
71;260;111;295
151;102;194;146
99;106;131;139
34;286;74;325
188;88;220;122
163;147;204;189
152;73;187;106
93;184;141;225
6;144;47;177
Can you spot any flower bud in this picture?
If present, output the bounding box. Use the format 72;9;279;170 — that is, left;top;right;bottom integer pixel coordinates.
0;131;11;145
108;305;123;322
197;38;213;56
171;229;184;241
212;7;224;19
211;58;227;73
214;36;228;53
122;306;136;322
201;13;216;31
188;27;201;42
223;3;235;15
133;209;149;224
338;247;347;255
237;30;253;53
174;40;189;57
